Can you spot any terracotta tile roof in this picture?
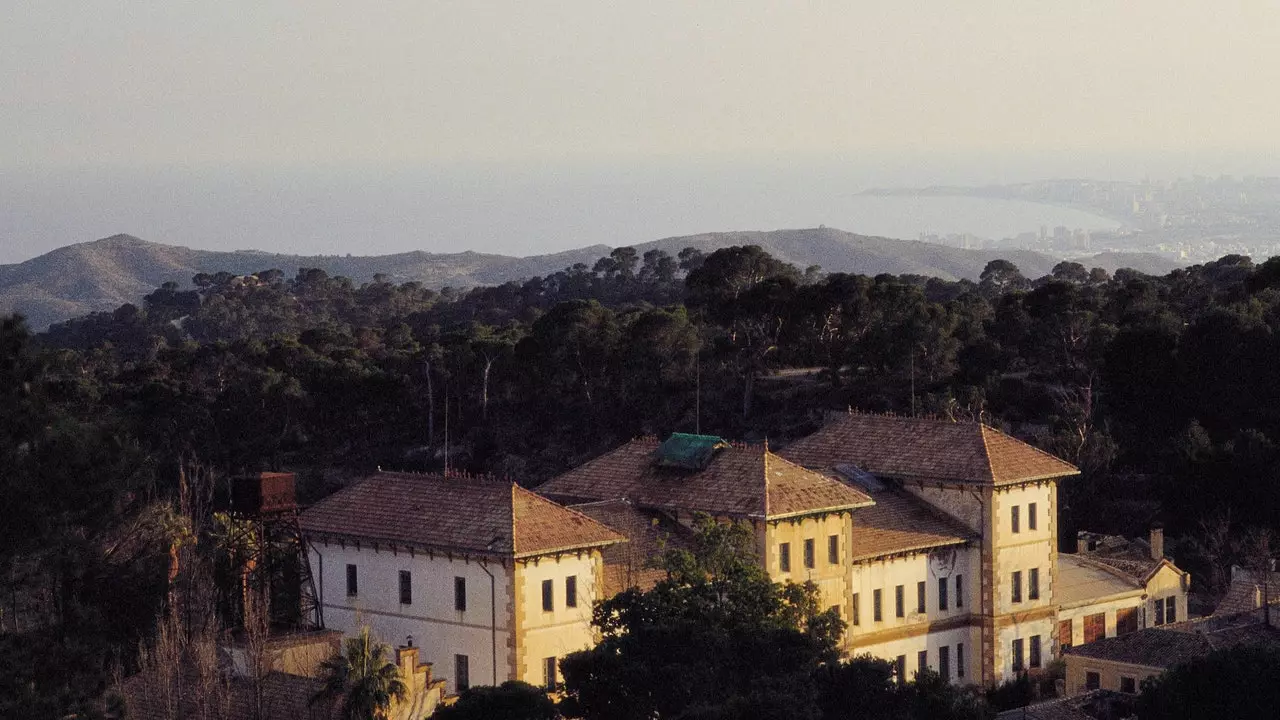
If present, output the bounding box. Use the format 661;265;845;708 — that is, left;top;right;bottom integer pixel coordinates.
1063;614;1280;669
995;691;1133;720
828;475;973;561
537;437;874;520
300;472;624;559
1213;568;1280;616
1057;554;1143;607
570;499;696;596
779;412;1078;486
120;670;338;720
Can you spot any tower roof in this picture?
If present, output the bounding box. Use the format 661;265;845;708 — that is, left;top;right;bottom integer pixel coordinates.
779;413;1079;486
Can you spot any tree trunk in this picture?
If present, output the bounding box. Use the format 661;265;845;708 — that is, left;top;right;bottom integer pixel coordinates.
482;357;493;419
424;361;434;446
742;372;755;419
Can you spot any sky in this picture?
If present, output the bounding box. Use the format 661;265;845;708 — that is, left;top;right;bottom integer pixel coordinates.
4;2;1280;261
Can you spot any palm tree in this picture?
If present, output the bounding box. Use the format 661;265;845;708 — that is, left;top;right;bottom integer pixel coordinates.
312;626;409;720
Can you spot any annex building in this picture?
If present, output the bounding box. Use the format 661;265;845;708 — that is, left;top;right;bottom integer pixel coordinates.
300;412;1190;694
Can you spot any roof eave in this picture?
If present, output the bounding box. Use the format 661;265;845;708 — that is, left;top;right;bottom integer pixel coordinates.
513;538;626;560
765;502;872;521
849;537;970;563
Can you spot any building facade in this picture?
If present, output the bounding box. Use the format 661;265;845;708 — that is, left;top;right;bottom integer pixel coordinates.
299;472;623;693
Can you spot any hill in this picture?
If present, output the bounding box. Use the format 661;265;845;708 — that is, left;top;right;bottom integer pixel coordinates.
0;229;1182;329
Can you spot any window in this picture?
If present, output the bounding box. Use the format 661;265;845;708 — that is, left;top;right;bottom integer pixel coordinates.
565;576;578;608
1012;505;1021;534
1028;502;1038;530
1011;571;1023;603
1030;635;1042;669
1120;676;1136;694
803;538;816;569
399;570;412;605
939;645;950;680
779;542;791;573
1084;612;1105;643
1059;619;1073;650
955;575;964;608
1012;638;1025;673
828;535;840;565
938;577;949;611
873;589;883;622
543;657;557;690
895;655;906;684
957;643;965;678
895;585;905;618
917;650;928;675
346;564;358;597
542;579;554;612
455;655;470;692
1029;568;1040;601
1085;671;1100;691
829;604;841;618
1165;596;1177;623
917;581;927;614
1117;607;1138;635
852;592;861;626
454;576;467;612
1155;597;1166;625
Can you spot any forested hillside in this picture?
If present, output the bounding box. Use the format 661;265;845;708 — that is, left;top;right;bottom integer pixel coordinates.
0;229;1180;329
1;244;1275;716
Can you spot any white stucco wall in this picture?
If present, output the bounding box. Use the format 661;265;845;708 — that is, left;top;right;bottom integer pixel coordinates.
852;624;978;683
309;541;513;691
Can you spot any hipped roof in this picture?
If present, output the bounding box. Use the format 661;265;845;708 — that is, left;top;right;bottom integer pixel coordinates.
300;472;624;559
780;412;1079;486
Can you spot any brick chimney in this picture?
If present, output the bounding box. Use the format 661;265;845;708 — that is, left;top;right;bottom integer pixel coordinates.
1150;524;1164;561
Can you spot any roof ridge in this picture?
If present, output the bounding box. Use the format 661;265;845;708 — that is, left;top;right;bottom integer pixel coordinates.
977;424;999;484
981;423;1081;475
762;447;772;518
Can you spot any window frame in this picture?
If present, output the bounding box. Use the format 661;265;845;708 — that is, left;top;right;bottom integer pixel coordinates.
455;576;467;612
779;542;791;573
803;538;816;569
1030;634;1042;669
456;654;470;692
1012;505;1021;534
828;534;840;565
1028;502;1038;530
917;580;927;614
852;592;861;626
895;584;905;618
1165;596;1176;623
1012;570;1023;603
1085;671;1100;691
955;575;964;608
1029;567;1040;601
1120;676;1136;694
957;643;965;678
346;564;358;597
939;645;950;680
565;575;578;609
1012;638;1025;673
938;577;949;611
542;579;554;612
399;570;412;606
543;656;557;690
917;650;928;675
873;589;883;622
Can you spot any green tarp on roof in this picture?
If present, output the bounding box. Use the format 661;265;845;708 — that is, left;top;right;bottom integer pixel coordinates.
654;433;730;470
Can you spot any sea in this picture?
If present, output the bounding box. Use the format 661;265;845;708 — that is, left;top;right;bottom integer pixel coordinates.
2;163;1122;263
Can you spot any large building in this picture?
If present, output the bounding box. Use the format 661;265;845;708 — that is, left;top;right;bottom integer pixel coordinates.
299;472;624;692
300;413;1191;694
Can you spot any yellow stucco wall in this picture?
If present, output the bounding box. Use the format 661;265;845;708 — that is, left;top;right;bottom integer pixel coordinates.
513;551;603;687
1064;655;1159;696
762;512;854;618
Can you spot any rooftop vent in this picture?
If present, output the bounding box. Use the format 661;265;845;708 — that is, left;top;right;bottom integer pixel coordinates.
654;433;730;470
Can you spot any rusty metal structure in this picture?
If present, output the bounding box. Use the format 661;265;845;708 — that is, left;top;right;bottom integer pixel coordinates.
223;472;323;630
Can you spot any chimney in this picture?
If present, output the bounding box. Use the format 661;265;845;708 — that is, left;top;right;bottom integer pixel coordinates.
1150;524;1165;561
1076;531;1089;554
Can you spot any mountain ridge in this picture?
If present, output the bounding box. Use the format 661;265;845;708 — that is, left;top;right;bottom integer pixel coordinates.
0;229;1183;329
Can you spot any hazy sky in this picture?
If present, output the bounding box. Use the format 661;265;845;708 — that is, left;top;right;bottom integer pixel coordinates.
4;2;1280;260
